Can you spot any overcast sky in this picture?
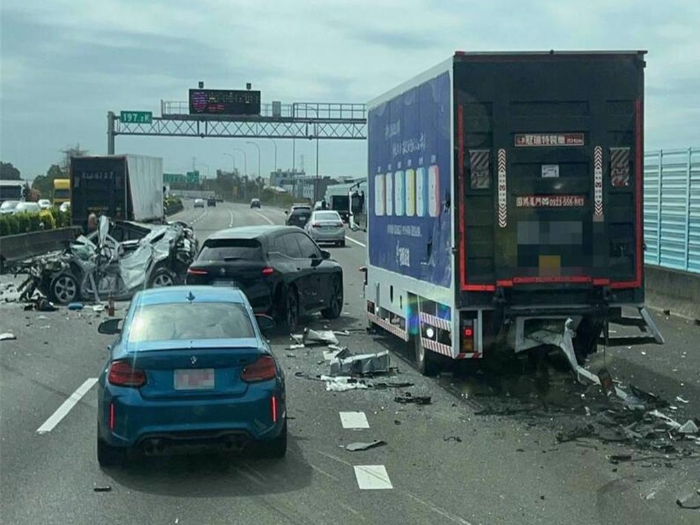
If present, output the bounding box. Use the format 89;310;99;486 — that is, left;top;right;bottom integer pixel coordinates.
1;0;698;180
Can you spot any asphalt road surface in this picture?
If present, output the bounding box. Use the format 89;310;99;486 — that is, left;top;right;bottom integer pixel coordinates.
1;201;698;525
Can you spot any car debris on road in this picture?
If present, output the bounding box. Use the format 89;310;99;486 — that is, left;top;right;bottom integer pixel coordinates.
11;216;196;304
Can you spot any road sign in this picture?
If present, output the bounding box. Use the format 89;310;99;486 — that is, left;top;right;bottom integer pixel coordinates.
120;111;153;124
186;171;200;184
189;89;261;116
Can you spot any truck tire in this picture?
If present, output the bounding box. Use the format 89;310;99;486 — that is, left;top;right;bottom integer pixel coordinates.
414;334;440;376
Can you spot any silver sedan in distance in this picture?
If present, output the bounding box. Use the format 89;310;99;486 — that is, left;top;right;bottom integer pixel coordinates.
305;210;346;247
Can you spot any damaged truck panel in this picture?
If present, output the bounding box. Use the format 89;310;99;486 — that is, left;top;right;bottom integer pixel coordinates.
363;51;663;375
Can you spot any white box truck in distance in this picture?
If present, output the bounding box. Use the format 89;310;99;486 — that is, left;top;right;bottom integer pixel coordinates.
362;51;664;376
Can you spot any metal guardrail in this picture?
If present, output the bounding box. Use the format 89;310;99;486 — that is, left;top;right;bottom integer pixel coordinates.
644;148;700;273
0;227;82;271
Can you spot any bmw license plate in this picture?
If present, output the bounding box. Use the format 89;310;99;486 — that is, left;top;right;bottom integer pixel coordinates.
213;280;235;287
174;369;215;390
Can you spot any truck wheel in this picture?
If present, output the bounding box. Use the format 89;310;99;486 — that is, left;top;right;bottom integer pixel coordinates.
50;273;79;304
414;334;439;376
573;319;603;365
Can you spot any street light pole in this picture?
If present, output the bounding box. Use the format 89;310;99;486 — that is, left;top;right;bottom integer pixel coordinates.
222;153;235;172
232;148;248;201
246;141;262;198
267;139;278;172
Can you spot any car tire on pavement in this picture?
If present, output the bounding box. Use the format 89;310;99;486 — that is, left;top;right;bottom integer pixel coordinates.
50;272;79;304
321;275;343;320
148;267;176;288
97;435;126;468
281;286;300;332
339;240;346;247
259;421;287;458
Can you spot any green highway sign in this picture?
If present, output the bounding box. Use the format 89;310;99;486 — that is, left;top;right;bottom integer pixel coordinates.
120;111;153;124
186;171;200;184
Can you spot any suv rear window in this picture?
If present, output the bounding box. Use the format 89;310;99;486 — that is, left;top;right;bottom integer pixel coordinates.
197;238;263;261
291;209;311;218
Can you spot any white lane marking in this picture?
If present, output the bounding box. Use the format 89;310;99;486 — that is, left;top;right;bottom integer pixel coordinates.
254;211;276;225
354;465;393;490
340;411;370;429
405;493;474;525
228;208;234;228
346;236;365;248
36;378;98;434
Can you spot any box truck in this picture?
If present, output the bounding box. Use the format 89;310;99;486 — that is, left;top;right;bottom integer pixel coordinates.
362;51;664;375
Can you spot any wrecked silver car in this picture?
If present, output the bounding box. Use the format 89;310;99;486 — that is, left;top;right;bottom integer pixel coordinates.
16;216;197;304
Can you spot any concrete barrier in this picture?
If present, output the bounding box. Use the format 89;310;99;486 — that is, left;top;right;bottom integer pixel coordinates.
0;227;83;271
645;265;700;320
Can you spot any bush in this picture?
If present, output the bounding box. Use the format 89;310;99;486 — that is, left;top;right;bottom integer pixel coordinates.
15;212;31;234
0;210;71;237
40;210;56;230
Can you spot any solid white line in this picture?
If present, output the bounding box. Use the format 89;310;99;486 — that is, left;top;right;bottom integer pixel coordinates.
340;411;370;429
346;236;366;247
36;378;98;434
228;209;235;228
354;465;393;490
254;211;276;225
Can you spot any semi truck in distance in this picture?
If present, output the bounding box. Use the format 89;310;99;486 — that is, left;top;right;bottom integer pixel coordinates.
70;155;164;230
362;51;664;376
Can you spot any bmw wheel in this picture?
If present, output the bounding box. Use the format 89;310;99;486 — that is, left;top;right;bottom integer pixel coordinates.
321;275;343;319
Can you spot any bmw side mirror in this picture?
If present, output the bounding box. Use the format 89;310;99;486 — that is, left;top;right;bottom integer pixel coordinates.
255;314;276;334
320;250;331;260
284;210;288;214
98;318;122;335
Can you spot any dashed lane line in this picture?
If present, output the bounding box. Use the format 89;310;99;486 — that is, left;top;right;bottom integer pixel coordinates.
36;378;98;434
253;211;276;225
339;411;370;429
345;236;365;248
353;465;393;490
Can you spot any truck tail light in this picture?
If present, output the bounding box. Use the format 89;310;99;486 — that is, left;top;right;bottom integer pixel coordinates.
242;356;277;383
461;321;474;352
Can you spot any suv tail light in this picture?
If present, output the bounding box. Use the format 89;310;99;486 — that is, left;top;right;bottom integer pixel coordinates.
262;267;274;275
242;356;277;383
108;360;146;387
187;268;208;276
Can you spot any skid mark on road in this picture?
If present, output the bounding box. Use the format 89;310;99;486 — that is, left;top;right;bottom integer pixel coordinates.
36;378;98;434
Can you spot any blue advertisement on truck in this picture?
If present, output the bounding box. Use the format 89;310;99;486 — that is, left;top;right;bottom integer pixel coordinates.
367;71;452;289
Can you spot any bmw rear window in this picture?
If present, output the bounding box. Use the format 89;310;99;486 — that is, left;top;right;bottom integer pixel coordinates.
197;238;263;261
128;302;256;342
291;209;311;218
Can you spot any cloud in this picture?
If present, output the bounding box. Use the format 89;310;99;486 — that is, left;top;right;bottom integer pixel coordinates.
1;0;699;179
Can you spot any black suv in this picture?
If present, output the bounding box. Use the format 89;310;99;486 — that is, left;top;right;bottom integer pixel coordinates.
285;205;311;228
185;225;343;331
207;197;217;207
250;198;261;209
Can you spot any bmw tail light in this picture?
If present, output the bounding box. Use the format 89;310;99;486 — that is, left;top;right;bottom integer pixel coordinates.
187;268;208;276
271;395;278;422
108;360;146;387
242;356;277;383
261;267;274;276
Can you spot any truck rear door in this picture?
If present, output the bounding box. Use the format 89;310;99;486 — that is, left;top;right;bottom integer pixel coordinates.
454;52;646;306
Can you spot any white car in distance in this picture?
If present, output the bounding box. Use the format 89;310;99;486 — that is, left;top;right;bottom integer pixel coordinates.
305;210;346;247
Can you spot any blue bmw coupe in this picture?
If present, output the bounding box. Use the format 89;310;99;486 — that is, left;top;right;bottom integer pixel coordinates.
96;286;286;467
